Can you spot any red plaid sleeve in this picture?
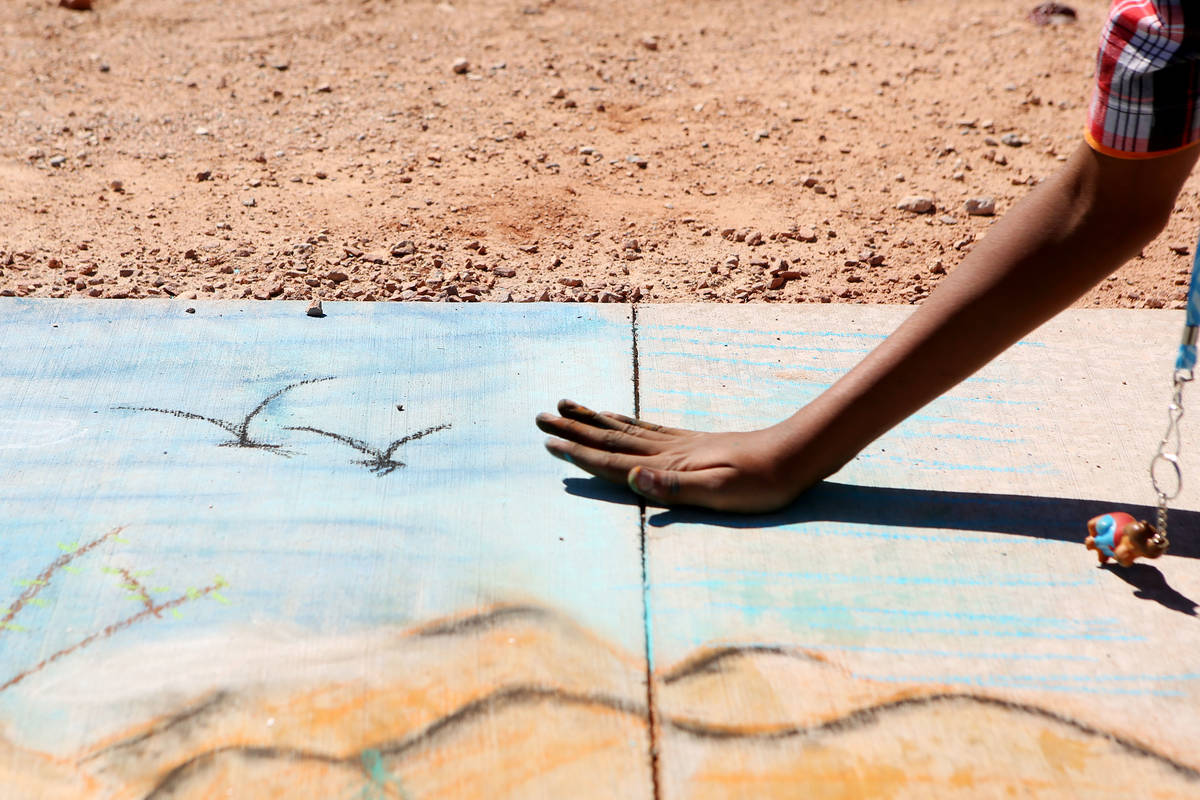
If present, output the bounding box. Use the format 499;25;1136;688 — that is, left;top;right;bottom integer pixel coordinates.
1086;0;1200;158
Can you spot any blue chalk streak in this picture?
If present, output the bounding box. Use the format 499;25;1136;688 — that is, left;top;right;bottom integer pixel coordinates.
641;367;1041;406
643;321;1045;348
643;350;1020;386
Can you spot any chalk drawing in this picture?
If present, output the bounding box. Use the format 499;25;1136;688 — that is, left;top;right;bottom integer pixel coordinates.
114;376;335;456
285;422;451;476
0;525;230;694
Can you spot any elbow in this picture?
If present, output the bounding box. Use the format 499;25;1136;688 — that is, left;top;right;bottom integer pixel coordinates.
1076;144;1198;251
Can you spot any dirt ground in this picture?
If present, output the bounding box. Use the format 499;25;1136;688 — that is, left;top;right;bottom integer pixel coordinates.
1;0;1196;306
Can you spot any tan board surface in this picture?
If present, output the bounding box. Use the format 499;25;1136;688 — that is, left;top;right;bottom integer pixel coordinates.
639;305;1200;798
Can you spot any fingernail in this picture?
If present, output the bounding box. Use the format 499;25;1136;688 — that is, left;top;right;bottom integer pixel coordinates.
535;412;553;423
546;440;574;464
632;466;655;493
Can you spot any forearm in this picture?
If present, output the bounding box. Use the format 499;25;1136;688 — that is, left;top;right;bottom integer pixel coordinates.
779;142;1197;485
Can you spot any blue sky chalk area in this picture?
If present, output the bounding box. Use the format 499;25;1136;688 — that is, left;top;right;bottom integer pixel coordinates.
0;300;641;750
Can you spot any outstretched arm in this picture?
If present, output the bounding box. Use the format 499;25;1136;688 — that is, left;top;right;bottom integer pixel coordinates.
537;142;1200;511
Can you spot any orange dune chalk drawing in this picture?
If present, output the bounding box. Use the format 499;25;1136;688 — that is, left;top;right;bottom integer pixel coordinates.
0;604;1197;799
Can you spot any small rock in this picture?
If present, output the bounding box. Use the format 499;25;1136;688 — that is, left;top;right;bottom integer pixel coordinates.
753;129;770;142
119;267;134;277
626;154;649;168
745;230;764;246
494;267;516;278
328;270;349;283
185;307;196;314
59;0;93;9
965;196;996;216
314;83;332;93
640;35;659;51
196;170;212;182
48;155;66;167
452;57;470;75
1000;133;1024;147
109;180;125;193
551;87;567;100
307;299;325;317
1169;243;1190;256
195;127;211;137
897;196;935;214
558;277;583;287
242;197;256;207
391;240;416;257
1029;3;1076;25
794;227;818;243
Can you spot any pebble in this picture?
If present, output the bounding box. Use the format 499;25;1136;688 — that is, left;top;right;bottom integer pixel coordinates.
626;154;649;168
794;227;818;243
59;0;93;9
558;277;584;287
452;58;470;75
48;155;66;167
494;267;516;278
185;307;196;314
640;36;659;51
307;299;325;317
1029;2;1076;25
745;230;764;246
1169;243;1190;256
242;198;256;207
897;196;935;214
1000;133;1024;147
965;196;996;216
328;270;349;283
195;127;211;137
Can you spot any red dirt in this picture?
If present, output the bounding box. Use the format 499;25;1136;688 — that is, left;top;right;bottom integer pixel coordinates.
1;0;1196;307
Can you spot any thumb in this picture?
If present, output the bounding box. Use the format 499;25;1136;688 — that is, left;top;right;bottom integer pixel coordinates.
627;465;681;504
628;464;784;512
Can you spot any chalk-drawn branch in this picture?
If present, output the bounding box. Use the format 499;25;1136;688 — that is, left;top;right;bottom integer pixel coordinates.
117;567;158;615
0;577;228;694
285;423;451;476
115;376;334;456
0;526;126;636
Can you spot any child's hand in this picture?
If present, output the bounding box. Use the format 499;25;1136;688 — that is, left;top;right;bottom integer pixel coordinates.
536;399;809;512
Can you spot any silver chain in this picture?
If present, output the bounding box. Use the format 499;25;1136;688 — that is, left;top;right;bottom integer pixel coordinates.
1149;368;1191;547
